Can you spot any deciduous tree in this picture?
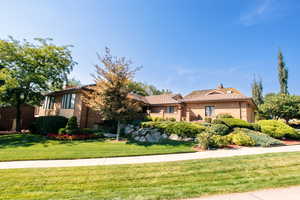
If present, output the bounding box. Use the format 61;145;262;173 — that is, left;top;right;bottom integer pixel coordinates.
82;48;142;140
259;94;300;123
128;81;172;96
0;37;76;131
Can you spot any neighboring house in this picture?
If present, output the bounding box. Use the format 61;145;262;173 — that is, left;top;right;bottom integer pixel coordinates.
36;85;103;128
0;104;35;131
36;84;256;128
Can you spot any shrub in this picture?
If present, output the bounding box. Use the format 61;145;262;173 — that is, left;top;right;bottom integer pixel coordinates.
286;130;300;140
228;132;255;146
204;117;212;123
212;119;224;124
252;123;261;131
232;128;282;147
166;117;176;122
58;128;67;135
141;121;205;138
210;135;230;148
66;116;79;130
197;132;212;150
219;118;255;130
216;113;233;119
81;128;96;134
31;116;68;135
166;122;204;138
197;133;229;149
208;124;230;136
150;116;165;122
257;120;297;139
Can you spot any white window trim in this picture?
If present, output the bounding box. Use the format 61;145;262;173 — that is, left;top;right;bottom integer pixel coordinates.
61;93;76;109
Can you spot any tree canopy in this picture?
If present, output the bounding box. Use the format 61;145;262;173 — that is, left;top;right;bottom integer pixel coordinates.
0;37;76;131
82;48;142;140
67;77;82;87
128;81;172;96
259;94;300;123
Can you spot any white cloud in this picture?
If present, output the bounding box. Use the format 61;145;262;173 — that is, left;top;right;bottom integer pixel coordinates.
239;0;275;26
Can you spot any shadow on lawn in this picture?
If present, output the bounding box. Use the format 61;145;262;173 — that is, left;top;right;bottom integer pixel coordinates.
126;138;195;147
0;134;105;149
0;134;50;148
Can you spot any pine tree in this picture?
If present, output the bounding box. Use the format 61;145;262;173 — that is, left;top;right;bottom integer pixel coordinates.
82;48;142;140
251;76;264;105
278;50;288;94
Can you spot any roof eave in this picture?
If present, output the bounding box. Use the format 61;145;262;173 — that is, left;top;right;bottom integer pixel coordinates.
182;98;253;103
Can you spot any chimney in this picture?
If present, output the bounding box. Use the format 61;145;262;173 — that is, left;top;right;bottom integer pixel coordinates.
217;83;224;89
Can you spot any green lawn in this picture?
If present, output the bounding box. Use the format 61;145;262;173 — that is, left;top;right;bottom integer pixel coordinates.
1;152;300;200
0;134;195;161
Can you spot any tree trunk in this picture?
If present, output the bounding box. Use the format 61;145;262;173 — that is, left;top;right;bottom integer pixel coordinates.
116;120;121;141
285;118;290;125
16;101;21;132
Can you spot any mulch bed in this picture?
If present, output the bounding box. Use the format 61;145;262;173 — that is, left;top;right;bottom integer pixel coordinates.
47;133;98;140
281;139;300;146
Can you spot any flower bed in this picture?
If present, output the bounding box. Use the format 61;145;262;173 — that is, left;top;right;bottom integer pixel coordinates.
47;133;97;140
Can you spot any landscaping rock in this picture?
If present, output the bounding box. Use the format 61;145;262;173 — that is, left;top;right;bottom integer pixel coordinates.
168;134;194;142
103;133;117;138
131;128;167;143
124;124;136;135
169;134;181;141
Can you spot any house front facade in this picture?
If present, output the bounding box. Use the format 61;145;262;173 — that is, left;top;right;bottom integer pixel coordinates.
36;84;256;128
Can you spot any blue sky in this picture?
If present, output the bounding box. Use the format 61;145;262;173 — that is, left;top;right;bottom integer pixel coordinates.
0;0;299;96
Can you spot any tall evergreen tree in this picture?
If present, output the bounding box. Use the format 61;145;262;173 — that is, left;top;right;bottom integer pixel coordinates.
278;50;288;94
251;76;263;105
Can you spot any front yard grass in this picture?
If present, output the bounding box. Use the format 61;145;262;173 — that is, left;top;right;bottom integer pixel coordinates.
0;134;195;161
1;152;300;200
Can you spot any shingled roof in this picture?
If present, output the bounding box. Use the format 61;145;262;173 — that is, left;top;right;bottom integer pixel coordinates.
143;94;182;105
183;87;251;102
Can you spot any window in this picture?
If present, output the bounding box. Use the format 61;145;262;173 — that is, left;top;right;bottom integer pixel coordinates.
43;96;55;109
61;93;76;109
166;106;175;113
205;106;215;117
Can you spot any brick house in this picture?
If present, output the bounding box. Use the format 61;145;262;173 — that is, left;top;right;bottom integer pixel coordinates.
0;104;35;131
36;84;256;128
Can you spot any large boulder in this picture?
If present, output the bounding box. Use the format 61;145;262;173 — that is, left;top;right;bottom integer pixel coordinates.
124;124;137;135
131;128;167;143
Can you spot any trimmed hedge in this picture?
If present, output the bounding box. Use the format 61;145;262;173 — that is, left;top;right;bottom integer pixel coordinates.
257;120;298;139
216;113;233;119
208;124;230;136
141;121;206;138
31;116;68;135
217;118;260;131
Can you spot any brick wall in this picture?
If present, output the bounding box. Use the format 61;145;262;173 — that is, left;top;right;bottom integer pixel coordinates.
185;101;255;122
0;105;35;131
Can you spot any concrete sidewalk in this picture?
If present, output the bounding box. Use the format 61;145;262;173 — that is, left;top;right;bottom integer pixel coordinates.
187;186;300;200
0;145;300;169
